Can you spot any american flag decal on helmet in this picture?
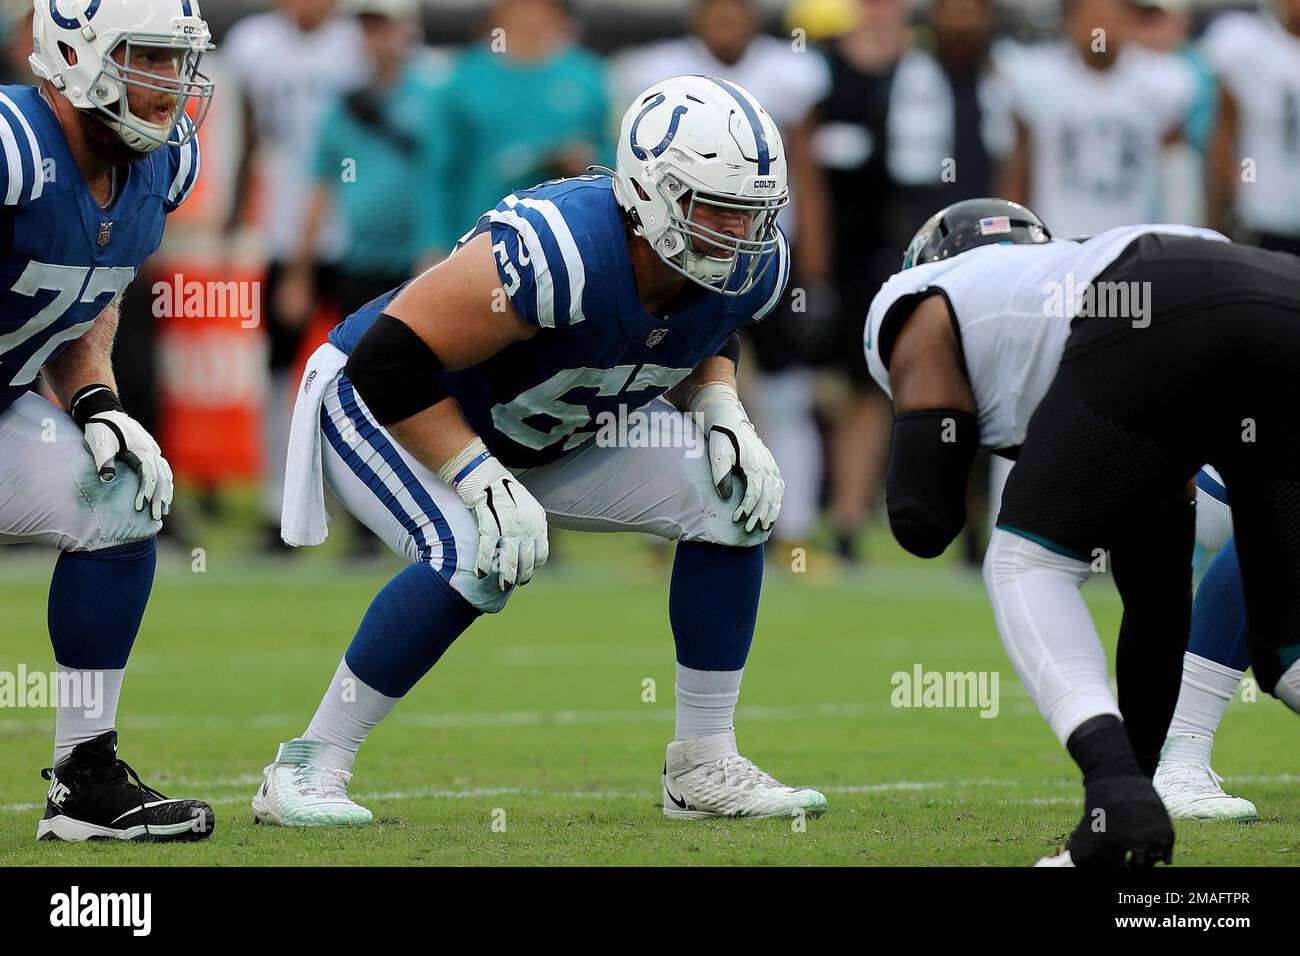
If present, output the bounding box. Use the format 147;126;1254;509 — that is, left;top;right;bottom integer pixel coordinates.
979;216;1012;236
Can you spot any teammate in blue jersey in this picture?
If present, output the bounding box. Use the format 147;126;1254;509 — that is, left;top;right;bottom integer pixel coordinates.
1;0;216;842
257;75;829;825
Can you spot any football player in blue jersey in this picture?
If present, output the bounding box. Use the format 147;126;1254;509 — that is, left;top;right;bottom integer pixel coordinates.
1;0;216;841
256;75;830;825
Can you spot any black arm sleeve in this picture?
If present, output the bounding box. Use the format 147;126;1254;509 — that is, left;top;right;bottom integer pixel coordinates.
884;408;980;558
345;312;450;426
715;332;741;368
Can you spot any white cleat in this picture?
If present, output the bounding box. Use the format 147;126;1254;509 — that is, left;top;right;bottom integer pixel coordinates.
662;730;828;820
1154;758;1258;822
1035;848;1074;867
251;739;373;827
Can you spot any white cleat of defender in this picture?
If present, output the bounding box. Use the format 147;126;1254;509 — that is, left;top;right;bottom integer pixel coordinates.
1154;750;1258;822
662;730;828;820
252;739;374;827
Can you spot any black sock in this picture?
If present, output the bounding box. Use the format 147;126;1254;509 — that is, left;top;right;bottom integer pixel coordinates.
1066;714;1144;784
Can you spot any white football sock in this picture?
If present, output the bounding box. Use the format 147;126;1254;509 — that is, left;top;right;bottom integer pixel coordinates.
303;660;399;772
674;663;743;741
1164;652;1243;763
984;530;1120;745
54;667;123;764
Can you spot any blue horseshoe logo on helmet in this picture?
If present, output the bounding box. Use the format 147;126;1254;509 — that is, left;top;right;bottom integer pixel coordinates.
629;94;689;162
49;0;102;30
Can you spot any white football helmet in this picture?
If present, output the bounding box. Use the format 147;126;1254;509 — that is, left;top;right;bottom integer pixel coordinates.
594;75;788;297
30;0;215;153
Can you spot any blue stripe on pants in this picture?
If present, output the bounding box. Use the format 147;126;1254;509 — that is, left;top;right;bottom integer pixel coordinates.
321;383;455;580
335;376;458;575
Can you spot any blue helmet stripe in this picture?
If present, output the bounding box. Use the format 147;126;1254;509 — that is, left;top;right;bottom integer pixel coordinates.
181;0;194;15
700;75;770;175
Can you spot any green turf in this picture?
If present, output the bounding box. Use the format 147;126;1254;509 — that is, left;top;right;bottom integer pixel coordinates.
1;519;1296;866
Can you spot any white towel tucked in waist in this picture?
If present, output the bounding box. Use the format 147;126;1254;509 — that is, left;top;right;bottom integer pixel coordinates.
281;342;348;547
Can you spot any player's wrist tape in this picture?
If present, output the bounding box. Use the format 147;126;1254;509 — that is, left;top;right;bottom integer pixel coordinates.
884;408;979;559
686;381;742;416
438;437;491;488
69;384;123;428
346;311;450;426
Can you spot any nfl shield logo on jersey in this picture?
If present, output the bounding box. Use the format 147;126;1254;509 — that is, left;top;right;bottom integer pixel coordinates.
646;327;668;347
97;221;114;247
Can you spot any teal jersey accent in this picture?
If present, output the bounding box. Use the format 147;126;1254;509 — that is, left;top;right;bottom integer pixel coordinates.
312;59;445;275
421;42;612;253
995;524;1091;564
1178;44;1218;155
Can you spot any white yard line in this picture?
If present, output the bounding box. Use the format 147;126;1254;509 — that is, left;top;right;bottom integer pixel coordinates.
0;700;898;734
0;691;1044;735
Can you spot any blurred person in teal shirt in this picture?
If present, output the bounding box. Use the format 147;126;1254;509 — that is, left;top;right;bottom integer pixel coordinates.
279;0;447;327
417;0;613;258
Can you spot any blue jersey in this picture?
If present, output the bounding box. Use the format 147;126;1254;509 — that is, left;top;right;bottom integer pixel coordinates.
0;86;200;412
330;175;790;468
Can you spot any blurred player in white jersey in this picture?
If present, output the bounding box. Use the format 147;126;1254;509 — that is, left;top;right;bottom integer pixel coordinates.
1203;0;1300;253
615;0;833;557
997;0;1196;237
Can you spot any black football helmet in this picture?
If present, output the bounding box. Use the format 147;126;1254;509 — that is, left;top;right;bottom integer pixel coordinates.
901;198;1052;270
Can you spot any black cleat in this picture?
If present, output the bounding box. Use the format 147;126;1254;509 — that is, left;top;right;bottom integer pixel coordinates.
1064;773;1175;867
1038;714;1176;867
37;731;215;843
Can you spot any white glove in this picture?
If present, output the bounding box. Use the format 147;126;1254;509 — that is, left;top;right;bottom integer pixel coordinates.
689;382;783;533
440;438;549;590
71;386;173;521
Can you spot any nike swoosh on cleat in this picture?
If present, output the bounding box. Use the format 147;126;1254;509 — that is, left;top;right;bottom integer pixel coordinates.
664;782;687;809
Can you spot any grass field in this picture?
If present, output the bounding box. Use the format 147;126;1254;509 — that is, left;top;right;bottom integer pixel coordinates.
1;504;1296;867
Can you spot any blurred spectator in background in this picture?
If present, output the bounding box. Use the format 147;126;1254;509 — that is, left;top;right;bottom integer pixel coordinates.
811;0;909;564
1201;0;1300;254
224;0;367;552
996;0;1196;237
616;0;834;559
893;0;1012;222
277;0;444;558
279;0;444;330
0;0;32;85
890;0;1013;566
418;0;611;257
